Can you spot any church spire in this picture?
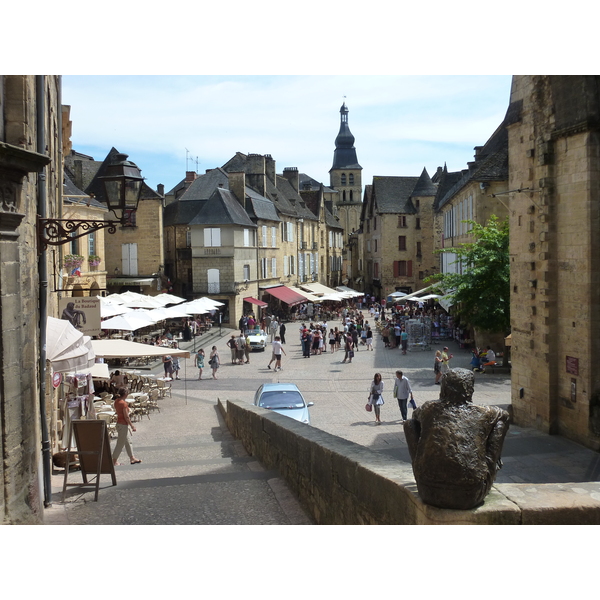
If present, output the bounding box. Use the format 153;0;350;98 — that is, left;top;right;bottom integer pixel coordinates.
331;102;362;171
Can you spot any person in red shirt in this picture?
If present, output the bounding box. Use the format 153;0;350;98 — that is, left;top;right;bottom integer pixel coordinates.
112;387;142;466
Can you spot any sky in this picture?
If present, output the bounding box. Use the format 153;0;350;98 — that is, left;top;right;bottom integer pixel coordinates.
62;75;514;194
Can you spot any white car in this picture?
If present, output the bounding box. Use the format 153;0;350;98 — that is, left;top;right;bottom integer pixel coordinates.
245;328;268;351
253;383;314;424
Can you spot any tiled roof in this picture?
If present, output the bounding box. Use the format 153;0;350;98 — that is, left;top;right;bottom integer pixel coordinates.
245;187;281;222
163;198;205;227
371;176;420;214
178;168;229;201
189;187;256;227
411;168;437;197
435;122;508;210
84;147;161;202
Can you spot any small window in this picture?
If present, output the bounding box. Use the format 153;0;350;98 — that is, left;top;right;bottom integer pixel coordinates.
204;228;221;247
398;216;407;228
349;173;354;185
416;218;421;229
341;173;347;185
398;236;406;251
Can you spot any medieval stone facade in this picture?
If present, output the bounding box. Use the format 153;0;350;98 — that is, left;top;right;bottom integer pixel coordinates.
507;75;600;450
0;75;62;523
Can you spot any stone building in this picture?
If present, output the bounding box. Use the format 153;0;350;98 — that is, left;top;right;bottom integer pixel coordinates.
0;75;62;523
165;152;343;325
84;147;166;294
60;173;108;296
360;169;437;300
507;75;600;451
433;119;510;344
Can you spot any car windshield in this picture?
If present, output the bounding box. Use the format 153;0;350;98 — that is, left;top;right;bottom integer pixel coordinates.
246;329;265;336
258;390;305;409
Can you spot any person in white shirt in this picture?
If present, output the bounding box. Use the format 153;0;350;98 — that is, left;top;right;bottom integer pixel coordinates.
271;336;286;372
482;346;496;370
393;370;414;422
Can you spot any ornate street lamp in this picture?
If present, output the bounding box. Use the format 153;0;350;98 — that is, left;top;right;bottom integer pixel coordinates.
37;153;144;253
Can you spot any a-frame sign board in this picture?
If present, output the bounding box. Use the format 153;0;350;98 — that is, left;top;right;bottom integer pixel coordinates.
62;419;117;501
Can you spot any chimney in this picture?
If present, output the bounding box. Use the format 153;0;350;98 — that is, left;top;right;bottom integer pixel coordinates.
185;171;197;183
246;154;266;196
283;167;299;192
228;172;246;208
157;183;164;196
265;154;276;184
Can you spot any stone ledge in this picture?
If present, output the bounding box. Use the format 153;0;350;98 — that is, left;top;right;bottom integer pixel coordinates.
220;399;600;525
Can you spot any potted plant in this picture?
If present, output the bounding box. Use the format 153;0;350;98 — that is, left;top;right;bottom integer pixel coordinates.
63;254;84;272
88;254;101;269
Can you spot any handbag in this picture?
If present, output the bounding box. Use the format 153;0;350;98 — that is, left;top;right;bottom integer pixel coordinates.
365;403;372;412
409;398;417;409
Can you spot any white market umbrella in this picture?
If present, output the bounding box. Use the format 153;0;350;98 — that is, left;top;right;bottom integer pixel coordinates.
164;305;195;318
46;316;96;372
100;303;133;318
121;296;164;309
92;339;190;359
155;293;186;306
100;314;152;331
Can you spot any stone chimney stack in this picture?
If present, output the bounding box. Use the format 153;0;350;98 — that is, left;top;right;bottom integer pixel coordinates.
185;171;197;183
265;154;276;184
283;167;299;192
157;183;164;196
246;154;266;196
229;172;246;209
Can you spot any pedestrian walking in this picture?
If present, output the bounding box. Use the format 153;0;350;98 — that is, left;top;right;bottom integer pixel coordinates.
434;350;444;384
342;333;354;363
279;322;286;344
400;328;409;354
441;346;453;373
209;346;220;379
393;370;414;423
196;348;205;380
172;343;181;379
366;325;373;350
162;354;174;378
227;334;237;364
112;387;142;466
368;373;385;424
271;336;286;371
244;334;251;364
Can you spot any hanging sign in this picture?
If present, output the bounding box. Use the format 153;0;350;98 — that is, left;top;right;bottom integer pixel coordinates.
52;372;62;388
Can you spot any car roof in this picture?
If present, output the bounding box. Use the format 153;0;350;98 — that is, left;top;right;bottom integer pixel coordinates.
260;383;301;392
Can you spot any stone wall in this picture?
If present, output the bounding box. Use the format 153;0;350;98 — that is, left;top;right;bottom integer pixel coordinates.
509;76;600;450
221;399;600;524
0;75;62;523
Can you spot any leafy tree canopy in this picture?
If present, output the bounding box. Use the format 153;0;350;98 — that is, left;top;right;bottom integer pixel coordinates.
429;215;510;333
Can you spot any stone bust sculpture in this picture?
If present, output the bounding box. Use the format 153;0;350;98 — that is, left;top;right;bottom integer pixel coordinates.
403;368;510;510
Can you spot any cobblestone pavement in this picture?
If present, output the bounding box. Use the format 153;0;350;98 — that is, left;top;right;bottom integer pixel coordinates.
45;318;600;524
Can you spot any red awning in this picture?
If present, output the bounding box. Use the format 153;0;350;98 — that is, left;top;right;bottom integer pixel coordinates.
243;297;268;307
265;286;307;306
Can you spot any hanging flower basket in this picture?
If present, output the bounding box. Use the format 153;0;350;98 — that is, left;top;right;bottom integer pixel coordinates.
88;254;101;268
63;254;84;271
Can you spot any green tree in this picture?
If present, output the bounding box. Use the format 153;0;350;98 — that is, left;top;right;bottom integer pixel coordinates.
431;215;510;334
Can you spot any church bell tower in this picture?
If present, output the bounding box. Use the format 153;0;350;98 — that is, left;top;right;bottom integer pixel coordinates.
329;102;362;235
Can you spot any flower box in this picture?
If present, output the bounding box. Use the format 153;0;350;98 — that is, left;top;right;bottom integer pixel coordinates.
63;254;84;271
